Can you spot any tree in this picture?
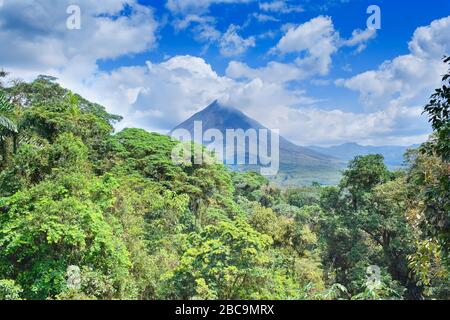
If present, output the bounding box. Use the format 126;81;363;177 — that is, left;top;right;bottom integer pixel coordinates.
418;56;450;259
319;155;419;298
0;91;18;168
0;134;135;299
341;154;390;211
164;218;303;300
423;56;450;162
0;279;22;300
406;149;450;298
0;70;8;88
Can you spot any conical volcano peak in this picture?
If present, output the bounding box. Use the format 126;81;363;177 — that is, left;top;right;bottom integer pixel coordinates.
202;100;245;116
172;100;264;133
205;99;220;110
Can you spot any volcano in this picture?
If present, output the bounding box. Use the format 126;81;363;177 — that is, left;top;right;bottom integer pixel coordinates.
171;100;344;186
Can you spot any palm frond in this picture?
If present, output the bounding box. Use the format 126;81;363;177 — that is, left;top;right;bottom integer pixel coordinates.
17;133;44;149
0;115;18;133
0;91;14;113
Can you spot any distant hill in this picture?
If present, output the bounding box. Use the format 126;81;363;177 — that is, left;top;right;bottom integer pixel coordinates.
308;142;419;169
171;101;344;186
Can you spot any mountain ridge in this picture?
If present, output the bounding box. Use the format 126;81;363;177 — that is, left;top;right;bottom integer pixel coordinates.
308;142;419;169
171;100;344;186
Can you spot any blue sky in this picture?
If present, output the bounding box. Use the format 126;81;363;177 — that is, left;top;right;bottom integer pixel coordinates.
0;0;449;145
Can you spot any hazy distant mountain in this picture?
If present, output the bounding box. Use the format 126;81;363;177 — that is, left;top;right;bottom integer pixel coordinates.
171;101;344;186
308;142;419;169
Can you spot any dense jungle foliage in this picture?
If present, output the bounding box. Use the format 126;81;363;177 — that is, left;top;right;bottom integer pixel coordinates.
0;58;448;300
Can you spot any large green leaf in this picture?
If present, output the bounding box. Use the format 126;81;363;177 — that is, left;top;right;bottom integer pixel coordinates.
0;92;17;133
0;91;14;113
0;115;18;133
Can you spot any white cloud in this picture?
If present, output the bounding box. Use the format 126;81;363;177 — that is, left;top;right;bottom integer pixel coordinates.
177;22;256;57
276;16;336;54
67;55;428;146
172;14;215;30
124;16;450;145
341;28;377;53
170;6;258;57
259;104;428;146
226;16;376;84
74;56;312;133
219;25;256;57
0;0;158;80
310;79;331;86
27;55;310;136
409;16;450;59
3;45;432;146
222;16;450;144
221;70;428;145
53;56;236;131
193;23;222;42
274;16;339;76
167;0;254;15
252;13;279;23
226;60;305;83
259;1;303;14
337;16;450;112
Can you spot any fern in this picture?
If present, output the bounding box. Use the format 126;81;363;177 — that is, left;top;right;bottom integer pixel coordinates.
0;116;18;133
0;91;14;113
0;91;17;133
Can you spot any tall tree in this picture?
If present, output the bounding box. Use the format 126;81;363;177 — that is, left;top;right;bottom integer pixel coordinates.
420;56;450;258
0;91;18;167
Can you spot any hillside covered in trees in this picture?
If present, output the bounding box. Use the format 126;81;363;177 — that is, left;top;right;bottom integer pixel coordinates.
0;58;448;300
